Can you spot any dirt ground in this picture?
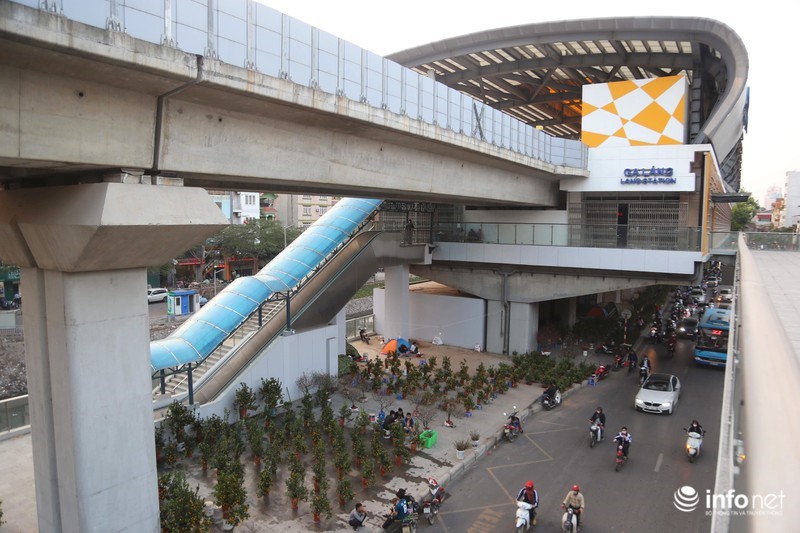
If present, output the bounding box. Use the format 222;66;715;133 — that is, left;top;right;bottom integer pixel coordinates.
0;316;187;401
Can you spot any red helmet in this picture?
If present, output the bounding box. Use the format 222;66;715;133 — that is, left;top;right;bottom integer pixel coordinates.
572;484;580;492
525;480;534;489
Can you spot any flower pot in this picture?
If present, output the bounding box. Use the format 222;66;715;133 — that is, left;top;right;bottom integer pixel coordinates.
395;454;402;466
313;512;321;523
362;477;369;489
471;439;479;448
239;407;247;420
456;449;466;460
291;497;299;510
410;441;417;454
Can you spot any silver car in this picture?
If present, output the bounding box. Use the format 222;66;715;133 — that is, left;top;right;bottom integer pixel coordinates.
635;373;681;414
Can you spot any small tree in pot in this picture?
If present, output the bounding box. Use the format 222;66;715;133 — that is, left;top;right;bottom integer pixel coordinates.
233;382;257;420
213;463;250;527
158;471;212;532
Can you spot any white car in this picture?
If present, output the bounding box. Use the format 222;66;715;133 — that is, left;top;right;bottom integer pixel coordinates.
717;288;733;303
635;373;681;414
147;288;169;303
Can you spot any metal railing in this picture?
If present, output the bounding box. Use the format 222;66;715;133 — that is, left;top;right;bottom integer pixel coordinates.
345;314;375;342
742;231;800;251
10;0;587;170
432;222;703;251
0;395;29;434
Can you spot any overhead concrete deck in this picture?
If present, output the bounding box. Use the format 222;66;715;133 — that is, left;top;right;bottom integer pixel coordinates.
0;1;586;206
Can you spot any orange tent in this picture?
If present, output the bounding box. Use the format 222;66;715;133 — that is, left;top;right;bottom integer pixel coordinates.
381;339;398;354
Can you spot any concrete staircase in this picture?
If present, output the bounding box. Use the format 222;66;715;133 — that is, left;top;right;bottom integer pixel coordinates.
153;300;285;398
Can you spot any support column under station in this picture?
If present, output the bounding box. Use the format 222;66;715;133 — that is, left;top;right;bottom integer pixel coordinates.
0;183;227;532
382;264;410;340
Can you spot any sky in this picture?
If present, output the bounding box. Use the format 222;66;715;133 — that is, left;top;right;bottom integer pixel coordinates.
257;0;800;208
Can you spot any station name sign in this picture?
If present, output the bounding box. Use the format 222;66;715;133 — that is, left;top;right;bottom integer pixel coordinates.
621;166;675;184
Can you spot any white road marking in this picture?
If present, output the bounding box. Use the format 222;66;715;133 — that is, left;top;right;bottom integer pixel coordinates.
654;452;664;472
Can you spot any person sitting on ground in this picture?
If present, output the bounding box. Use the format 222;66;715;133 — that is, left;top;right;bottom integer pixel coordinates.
359;328;370;344
383;410;397;432
409;342;419;355
398;343;409;355
349;502;367;530
403;412;415;433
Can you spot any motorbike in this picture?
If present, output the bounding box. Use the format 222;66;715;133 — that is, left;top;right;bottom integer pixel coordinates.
503;408;521;442
615;443;628;471
649;324;662;343
561;506;578;532
684;429;704;463
541;389;561;410
638;366;649;385
515;501;535;532
421;478;445;524
595;342;617;355
594;364;610;381
613;353;624;371
589;421;603;448
667;335;677;357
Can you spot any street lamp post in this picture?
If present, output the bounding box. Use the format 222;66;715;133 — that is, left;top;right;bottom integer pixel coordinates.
283;223;297;249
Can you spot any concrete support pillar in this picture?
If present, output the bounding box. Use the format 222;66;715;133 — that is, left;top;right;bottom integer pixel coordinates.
0;183;227;533
484;300;539;355
508;301;539;355
567;297;577;326
486;300;504;354
383;264;410;339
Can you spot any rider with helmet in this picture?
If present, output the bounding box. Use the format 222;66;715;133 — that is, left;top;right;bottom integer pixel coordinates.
516;480;539;526
589;407;606;440
561;484;585;528
614;427;632;457
687;420;705;449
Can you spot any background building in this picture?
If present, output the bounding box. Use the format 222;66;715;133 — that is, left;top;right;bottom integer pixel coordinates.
783;171;800;228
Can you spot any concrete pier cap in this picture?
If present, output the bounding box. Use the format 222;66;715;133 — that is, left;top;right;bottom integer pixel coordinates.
0;182;228;270
0;181;227;532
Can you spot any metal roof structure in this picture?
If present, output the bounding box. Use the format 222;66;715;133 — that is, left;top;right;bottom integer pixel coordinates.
388;17;748;191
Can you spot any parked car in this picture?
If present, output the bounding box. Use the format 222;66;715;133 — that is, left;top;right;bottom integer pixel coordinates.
635;373;681;415
677;317;699;340
147;288;169;303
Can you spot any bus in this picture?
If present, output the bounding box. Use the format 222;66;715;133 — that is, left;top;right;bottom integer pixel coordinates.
694;308;731;367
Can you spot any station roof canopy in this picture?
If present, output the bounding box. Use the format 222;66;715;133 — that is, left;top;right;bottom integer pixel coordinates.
388;17;749;191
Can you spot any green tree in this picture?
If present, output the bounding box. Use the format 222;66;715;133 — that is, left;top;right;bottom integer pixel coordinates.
731;193;760;231
208;219;302;269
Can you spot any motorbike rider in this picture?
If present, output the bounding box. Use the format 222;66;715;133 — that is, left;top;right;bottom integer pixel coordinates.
686;420;705;450
543;382;559;404
639;357;650;383
516;480;539;526
626;349;638;374
614;427;632;458
561;484;585;529
508;413;523;433
382;489;412;529
589;407;606;440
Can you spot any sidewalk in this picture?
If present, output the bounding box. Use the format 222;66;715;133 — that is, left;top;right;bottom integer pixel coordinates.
0;339;631;532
